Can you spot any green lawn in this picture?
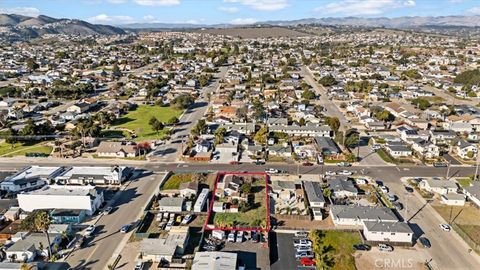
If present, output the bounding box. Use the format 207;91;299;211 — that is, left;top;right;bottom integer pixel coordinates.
212;205;267;228
310;230;361;270
457;178;472;188
161;173;193;190
112;105;183;141
0;141;53;157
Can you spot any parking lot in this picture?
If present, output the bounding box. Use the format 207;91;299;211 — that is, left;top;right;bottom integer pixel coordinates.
223;237;270;270
270;232;315;270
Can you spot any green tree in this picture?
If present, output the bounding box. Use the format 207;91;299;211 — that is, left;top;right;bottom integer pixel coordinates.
411;98;431;110
191;119;207;136
324;117;340;132
375;110;394;122
151;119;164;134
112;63;121;77
166;116;179;125
254;127;268;145
344;129;359;148
26;58;39;71
214;127;226;145
301;89;316;100
22;211;53;258
319;75;337;86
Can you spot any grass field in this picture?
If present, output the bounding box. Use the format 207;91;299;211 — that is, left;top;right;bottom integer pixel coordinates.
433;204;480;248
310;230;360;270
0;141;53;157
112;105;182;141
212;204;267;228
161;173;193;190
457;178;472;188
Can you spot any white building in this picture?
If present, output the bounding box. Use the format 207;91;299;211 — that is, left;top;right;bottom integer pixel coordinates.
0;166;65;193
419;179;458;195
54;166;130;185
17;185;104;216
330;205;398;227
191;251;238;270
194;188;209;213
363;221;413;244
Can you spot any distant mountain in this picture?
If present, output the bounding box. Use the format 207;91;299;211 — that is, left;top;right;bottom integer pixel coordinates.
121;15;480;30
0;14;125;40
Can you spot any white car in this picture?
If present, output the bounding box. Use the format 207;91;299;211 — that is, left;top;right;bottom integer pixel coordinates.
181;214;193;225
295;231;309;238
378;244;393;252
380;186;389;193
338;170;353;176
84;225;96;236
227;232;236;242
293;239;312;248
439;223;451;232
236;231;244;242
325;171;336;176
134;261;144;270
296;246;313;253
265;168;279;174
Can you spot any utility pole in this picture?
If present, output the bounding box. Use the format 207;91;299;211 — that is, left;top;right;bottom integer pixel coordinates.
474;153;480;181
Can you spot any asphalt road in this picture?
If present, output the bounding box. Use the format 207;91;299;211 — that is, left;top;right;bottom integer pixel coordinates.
65;171;165;270
149;66;228;162
385;175;480;270
301;66;349;129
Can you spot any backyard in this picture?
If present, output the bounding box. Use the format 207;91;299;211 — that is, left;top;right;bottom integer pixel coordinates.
161;173;208;190
112;105;183;141
211;174;269;229
0;141;53;157
310;230;361;270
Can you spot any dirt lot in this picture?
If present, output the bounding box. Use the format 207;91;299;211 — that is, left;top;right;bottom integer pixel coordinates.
355;247;429;270
196;27;310;38
432;203;480;246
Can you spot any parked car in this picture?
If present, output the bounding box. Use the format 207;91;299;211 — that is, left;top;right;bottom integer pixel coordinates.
434;162;448;167
134;261;144;270
296;246;313;253
302;162;314;166
229;161;240;165
338;170;353;176
181;214;193;225
227;232;236;242
337;162;351;167
325;171;336;176
380;186;389;193
251;231;259;243
293;239;312;248
440;223;451;232
120;224;131;233
405;185;414;193
165;220;174;231
387;194;397;202
300;257;316;266
295;251;314;259
84;225;96;237
419;237;431;248
236;231;244;242
103;206;113;215
353;244;371;251
375;179;384;186
75;236;86;248
378;244;394;252
265;168;279;174
393;201;404;211
294;231;309;238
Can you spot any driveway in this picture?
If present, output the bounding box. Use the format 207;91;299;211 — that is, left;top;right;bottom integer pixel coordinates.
442;153;462;165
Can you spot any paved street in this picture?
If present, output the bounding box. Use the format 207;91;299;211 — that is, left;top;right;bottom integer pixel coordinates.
301;66;348;128
149;66;228;162
64;171;165;270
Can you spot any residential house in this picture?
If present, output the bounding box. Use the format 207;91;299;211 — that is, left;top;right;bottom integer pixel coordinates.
179;182;198;198
419;179;458;195
463;182;480;207
362;221;413;245
158;197;185;213
329;177;358;198
303;181;325;221
139;226;189;263
456;140;477;159
96;141;139;158
330;205;398;227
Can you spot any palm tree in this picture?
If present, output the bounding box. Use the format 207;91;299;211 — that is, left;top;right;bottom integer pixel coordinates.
34;211;52;259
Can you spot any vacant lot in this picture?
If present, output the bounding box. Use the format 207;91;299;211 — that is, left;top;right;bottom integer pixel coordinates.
161;173;193;190
311;230;361;270
0;141;52;157
197;27;309;38
112;105;182;141
433;204;480;248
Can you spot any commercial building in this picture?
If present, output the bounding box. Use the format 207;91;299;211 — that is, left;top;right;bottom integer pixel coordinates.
0;166;65;193
17;185;104;216
191;251;238;270
330;205;398;227
54;166;131;185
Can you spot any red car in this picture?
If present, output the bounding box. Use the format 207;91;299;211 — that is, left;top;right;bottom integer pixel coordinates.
229;161;240;165
300;257;316;266
302;162;314;166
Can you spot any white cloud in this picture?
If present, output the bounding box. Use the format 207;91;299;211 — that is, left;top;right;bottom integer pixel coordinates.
466;6;480;15
0;7;40;17
88;14;136;24
314;0;416;16
106;0;127;3
218;6;240;13
230;18;257;24
143;14;155;20
134;0;180;6
224;0;288;11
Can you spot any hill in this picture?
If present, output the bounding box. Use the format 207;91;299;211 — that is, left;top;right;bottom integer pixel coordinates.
0;13;125;40
197;27;309;38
